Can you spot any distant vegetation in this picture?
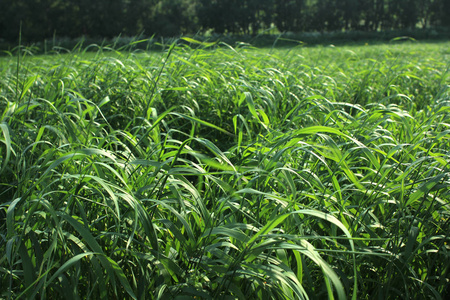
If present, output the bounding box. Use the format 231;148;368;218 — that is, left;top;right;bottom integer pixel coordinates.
1;0;449;43
0;40;449;299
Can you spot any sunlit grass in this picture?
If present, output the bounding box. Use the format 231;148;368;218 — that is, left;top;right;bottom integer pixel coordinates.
1;40;449;299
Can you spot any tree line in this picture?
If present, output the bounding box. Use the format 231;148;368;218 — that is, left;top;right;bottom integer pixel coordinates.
1;0;449;42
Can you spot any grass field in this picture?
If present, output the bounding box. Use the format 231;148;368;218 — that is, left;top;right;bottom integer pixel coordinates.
1;40;449;299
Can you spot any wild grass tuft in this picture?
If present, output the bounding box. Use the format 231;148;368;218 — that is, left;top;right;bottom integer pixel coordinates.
0;40;449;299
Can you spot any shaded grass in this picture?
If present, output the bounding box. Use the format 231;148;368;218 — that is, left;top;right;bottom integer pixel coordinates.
0;40;449;299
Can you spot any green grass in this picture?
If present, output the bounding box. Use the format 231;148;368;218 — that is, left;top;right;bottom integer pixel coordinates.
1;40;449;299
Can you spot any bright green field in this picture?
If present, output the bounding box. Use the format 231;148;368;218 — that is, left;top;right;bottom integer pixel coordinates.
1;41;449;299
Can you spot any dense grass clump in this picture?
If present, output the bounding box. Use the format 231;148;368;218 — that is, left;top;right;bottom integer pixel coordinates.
1;40;449;299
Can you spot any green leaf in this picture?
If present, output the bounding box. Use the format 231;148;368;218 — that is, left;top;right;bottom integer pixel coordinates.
58;213;137;299
0;122;12;175
180;37;217;48
19;75;39;101
170;112;233;136
406;174;446;206
45;252;95;288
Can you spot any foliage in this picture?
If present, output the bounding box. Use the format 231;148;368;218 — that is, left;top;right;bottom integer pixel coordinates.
0;40;449;299
1;0;450;43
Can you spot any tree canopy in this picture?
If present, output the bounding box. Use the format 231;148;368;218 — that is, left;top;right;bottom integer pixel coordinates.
0;0;448;42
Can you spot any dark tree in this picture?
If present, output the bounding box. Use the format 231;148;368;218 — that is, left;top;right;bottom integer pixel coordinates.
149;0;197;36
1;0;449;43
198;0;239;34
312;0;344;31
274;0;306;32
394;0;420;29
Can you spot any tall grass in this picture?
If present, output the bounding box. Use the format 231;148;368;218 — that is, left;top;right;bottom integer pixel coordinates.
1;40;449;299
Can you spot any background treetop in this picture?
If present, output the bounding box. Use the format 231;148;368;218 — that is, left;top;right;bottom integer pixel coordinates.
0;0;449;43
